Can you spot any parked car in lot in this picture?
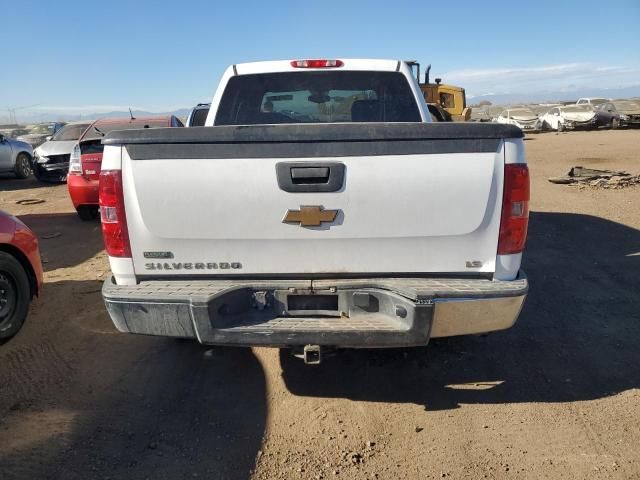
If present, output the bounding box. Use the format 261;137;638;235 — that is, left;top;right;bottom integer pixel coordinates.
32;121;90;182
0;133;33;178
0;127;29;139
592;102;627;129
0;210;43;340
469;105;498;122
612;99;640;126
540;105;598;131
99;58;529;364
68;115;183;220
495;107;542;132
576;97;609;107
186;103;211;127
16;122;66;149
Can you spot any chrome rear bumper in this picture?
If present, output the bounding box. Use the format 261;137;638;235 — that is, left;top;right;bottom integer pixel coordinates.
102;273;528;347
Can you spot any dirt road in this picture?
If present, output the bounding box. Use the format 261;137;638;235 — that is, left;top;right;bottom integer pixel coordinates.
1;129;639;479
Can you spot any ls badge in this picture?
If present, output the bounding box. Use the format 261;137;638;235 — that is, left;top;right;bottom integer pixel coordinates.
283;206;339;227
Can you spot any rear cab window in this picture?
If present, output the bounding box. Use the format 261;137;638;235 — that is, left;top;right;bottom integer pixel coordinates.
439;92;455;109
214;71;421;125
189;107;210;127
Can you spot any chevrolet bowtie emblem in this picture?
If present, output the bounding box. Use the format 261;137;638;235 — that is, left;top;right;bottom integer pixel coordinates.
283;206;338;227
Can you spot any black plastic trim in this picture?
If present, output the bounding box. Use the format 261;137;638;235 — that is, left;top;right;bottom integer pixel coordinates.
105;123;521;160
125;138;501;159
103;122;523;146
135;271;494;281
276;161;345;192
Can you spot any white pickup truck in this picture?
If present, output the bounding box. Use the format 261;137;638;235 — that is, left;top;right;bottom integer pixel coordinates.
99;59;529;363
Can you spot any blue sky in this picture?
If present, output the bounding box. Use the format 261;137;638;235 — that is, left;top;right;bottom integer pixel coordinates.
1;0;639;119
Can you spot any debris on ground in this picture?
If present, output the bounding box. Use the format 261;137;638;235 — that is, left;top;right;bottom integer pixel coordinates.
41;232;62;239
15;198;45;205
549;166;640;189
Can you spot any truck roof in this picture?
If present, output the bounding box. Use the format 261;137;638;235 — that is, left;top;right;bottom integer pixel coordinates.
234;59;402;75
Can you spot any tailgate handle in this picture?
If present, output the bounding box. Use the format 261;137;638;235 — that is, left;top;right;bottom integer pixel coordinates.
276;162;345;193
291;167;330;184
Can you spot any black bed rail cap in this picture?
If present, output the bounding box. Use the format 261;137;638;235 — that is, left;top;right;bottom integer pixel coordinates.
102;122;523;146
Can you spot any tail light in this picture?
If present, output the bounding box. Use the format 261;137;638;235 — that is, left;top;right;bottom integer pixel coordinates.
99;170;131;257
290;59;343;68
498;164;529;255
69;143;82;175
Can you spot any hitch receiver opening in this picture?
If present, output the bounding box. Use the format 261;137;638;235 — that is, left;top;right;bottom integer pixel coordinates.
303;344;322;365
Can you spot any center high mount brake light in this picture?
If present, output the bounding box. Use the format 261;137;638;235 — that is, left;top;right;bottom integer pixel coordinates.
290;59;344;68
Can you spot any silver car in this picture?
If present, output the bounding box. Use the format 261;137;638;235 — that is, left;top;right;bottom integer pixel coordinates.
0;133;33;178
32;121;91;182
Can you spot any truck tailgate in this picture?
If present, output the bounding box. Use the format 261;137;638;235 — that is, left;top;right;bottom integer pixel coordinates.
104;123;521;277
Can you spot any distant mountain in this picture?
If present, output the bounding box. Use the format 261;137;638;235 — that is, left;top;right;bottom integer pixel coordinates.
2;108;193;124
468;85;640;106
85;108;193;120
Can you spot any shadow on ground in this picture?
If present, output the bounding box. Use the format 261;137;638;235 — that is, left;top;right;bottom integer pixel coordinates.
0;279;267;480
0;175;55;192
280;211;640;410
17;212;103;271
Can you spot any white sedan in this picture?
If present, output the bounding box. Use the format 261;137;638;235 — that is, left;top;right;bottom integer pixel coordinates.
495;108;542;132
540;105;598;131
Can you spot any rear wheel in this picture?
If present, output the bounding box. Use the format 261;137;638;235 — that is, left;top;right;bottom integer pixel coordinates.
14;153;32;179
611;118;620;129
76;206;99;221
0;252;31;340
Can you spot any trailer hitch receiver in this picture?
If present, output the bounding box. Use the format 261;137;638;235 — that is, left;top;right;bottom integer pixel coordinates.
303;344;322;365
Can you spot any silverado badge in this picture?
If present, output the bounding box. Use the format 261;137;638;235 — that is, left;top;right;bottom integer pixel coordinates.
283;206;338;227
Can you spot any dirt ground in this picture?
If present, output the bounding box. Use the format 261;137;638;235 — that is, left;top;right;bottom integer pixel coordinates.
0;129;639;480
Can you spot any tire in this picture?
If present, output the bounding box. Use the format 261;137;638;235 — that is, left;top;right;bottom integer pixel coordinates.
0;251;32;340
557;122;564;132
32;162;45;181
612;118;620;130
13;153;32;179
76;206;99;221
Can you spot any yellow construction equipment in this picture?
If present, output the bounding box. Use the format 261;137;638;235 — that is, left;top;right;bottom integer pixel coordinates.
407;62;472;121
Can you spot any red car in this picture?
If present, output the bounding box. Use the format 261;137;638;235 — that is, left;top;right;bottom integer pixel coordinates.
68;115;183;220
0;210;43;340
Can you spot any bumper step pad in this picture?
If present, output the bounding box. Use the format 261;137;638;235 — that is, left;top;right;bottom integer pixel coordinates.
102;274;527;347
